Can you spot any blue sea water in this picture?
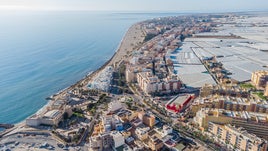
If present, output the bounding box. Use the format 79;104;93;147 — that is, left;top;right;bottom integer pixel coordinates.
0;11;181;124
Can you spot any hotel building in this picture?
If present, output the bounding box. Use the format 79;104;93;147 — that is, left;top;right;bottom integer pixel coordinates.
26;109;63;127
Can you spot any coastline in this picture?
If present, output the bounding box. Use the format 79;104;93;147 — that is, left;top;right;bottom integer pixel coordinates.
13;22;145;127
2;12;268;151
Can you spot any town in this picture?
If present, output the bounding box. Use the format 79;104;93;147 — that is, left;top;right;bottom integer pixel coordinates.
1;12;268;151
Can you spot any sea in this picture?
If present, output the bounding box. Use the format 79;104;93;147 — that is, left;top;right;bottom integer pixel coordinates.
0;11;182;124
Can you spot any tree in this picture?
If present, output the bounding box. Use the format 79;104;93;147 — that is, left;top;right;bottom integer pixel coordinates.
125;102;132;109
99;94;107;102
144;33;157;42
63;112;69;120
180;34;185;42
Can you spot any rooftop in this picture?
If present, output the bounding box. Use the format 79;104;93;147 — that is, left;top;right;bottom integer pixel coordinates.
43;110;61;119
199;108;268;123
167;42;216;88
167;94;191;106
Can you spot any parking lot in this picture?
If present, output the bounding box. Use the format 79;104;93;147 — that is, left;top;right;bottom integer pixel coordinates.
0;133;87;151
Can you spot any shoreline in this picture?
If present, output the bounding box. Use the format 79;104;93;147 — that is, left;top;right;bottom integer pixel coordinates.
12;22;145;127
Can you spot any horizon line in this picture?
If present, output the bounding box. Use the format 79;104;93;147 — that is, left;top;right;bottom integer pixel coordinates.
0;7;267;14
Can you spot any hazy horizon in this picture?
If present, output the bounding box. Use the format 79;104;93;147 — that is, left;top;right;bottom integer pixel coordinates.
1;0;268;13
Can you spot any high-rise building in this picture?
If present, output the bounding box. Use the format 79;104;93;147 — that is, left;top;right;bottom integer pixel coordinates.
193;108;268;140
264;82;268;97
136;71;181;94
191;97;268;114
251;70;268;89
208;122;267;151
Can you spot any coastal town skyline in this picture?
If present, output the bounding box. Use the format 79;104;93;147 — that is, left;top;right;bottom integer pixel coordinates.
1;0;268;12
1;0;268;150
1;11;268;150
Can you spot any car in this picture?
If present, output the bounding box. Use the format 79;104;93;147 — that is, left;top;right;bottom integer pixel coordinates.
17;135;22;138
57;144;64;148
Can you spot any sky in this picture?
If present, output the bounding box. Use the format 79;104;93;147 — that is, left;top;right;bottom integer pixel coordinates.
0;0;268;12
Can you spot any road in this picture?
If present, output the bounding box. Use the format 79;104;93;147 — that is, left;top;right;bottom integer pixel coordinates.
77;111;99;146
127;84;218;150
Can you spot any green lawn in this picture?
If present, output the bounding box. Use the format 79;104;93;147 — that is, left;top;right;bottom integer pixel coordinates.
73;112;84;118
239;83;255;89
253;92;267;100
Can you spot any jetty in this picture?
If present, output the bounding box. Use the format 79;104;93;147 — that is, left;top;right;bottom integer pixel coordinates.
0;124;14;129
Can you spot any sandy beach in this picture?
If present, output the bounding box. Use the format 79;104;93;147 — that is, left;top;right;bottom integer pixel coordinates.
109;23;145;66
54;23;145;97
